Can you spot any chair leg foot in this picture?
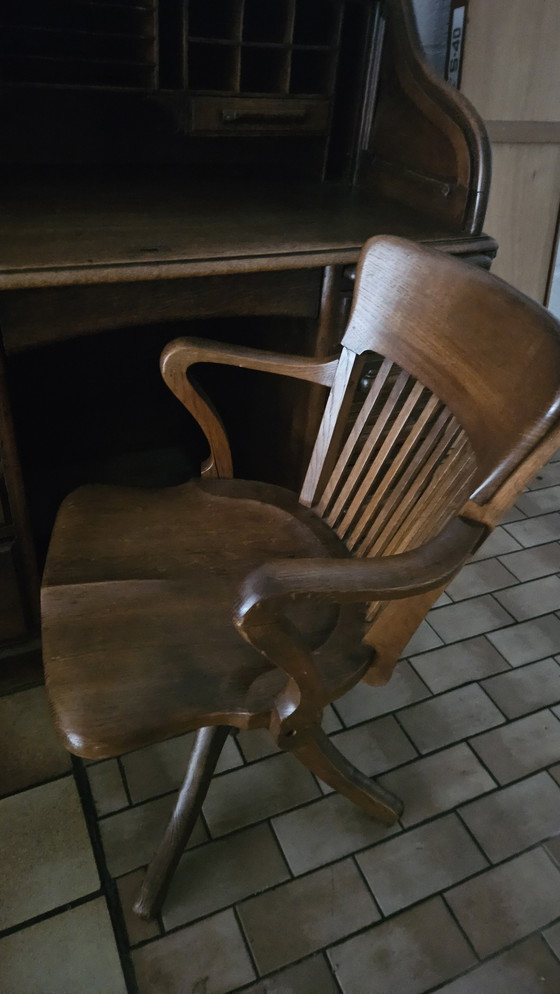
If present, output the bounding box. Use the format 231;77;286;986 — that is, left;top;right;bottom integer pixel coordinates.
292;724;403;825
133;725;230;920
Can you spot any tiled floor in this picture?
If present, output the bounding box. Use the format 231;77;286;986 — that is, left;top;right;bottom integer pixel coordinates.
2;453;560;993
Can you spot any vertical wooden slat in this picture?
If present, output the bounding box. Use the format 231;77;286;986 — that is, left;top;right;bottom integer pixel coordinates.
338;377;426;543
364;419;462;558
355;408;455;557
299;347;361;507
346;390;440;549
316;356;394;515
305;349;479;597
381;435;476;557
325;367;411;527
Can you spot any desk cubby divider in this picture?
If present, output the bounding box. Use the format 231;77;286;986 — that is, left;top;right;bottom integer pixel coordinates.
0;0;382;157
1;0;346;126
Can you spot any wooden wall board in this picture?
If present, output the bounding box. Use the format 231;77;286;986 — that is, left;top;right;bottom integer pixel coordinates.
461;0;560;123
460;0;560;302
483;143;560;301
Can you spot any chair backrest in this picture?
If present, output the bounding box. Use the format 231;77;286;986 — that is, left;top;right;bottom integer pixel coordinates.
160;235;560;680
300;236;560;633
302;236;560;529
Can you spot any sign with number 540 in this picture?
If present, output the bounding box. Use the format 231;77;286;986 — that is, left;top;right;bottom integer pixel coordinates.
446;1;467;88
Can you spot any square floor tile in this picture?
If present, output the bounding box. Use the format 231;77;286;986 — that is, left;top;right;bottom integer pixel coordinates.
0;686;71;797
494;575;560;621
428;595;514;644
99;793;207;877
397;683;504;753
328;897;475;994
0;776;99;929
356;814;487;915
238;954;339;994
528;463;560;489
0;898;126;994
330;715;417;775
515;484;560;517
236;727;279;763
238;860;378;975
481;658;560;718
487;614;560;666
445;848;560;957
545;831;560;864
378;743;495;826
469;526;522;561
163;822;289;930
402;620;443;655
544;921;560;960
505;512;560;548
459;772;560;862
470;709;560;784
499;541;560;581
500;504;527;523
273;791;399;875
203;752;320;838
436;934;560;994
321;705;344;734
410;636;510;693
87;759;129;816
446;558;517;601
132;909;256;994
334;661;431;725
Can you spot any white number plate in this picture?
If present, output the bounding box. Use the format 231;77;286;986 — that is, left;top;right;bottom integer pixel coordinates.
447;5;466;87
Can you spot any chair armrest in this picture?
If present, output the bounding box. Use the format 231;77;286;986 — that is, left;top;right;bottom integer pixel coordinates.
160;337;338;478
233;516;484;737
234;517;484;620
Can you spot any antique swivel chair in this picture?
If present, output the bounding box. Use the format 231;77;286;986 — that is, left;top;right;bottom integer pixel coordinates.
41;236;560;919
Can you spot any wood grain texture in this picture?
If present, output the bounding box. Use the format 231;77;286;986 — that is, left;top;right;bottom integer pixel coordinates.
133;725;230;920
42;478;363;758
460;0;560;304
365;0;490;233
461;0;560;123
482;144;560;302
0;174;496;291
160;338;338;479
342;237;560;502
40;234;560;918
486;121;560;145
1;269;323;353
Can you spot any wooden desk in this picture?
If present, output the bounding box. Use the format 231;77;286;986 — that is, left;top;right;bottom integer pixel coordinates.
0;176;496;661
0;0;496;674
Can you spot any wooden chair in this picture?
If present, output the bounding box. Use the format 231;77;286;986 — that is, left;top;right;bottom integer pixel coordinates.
41;236;560;920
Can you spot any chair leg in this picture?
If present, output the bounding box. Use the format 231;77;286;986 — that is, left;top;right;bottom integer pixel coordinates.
291;724;403;825
133;725;230;920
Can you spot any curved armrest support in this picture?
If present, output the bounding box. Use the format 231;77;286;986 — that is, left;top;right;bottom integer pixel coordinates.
160;336;338;478
233;516;484;733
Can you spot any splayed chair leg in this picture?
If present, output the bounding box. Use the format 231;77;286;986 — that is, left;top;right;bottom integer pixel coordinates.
133;725;230;920
291;724;403;824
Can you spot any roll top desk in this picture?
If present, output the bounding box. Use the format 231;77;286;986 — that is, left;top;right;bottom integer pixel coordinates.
0;0;495;670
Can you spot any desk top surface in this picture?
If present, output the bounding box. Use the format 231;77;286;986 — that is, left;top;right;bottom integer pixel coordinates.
0;172;494;290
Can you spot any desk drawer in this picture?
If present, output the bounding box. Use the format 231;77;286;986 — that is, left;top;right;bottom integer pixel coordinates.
0;541;26;642
191;96;330;134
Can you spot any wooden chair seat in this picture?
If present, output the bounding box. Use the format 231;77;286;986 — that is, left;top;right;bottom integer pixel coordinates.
42;477;369;759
